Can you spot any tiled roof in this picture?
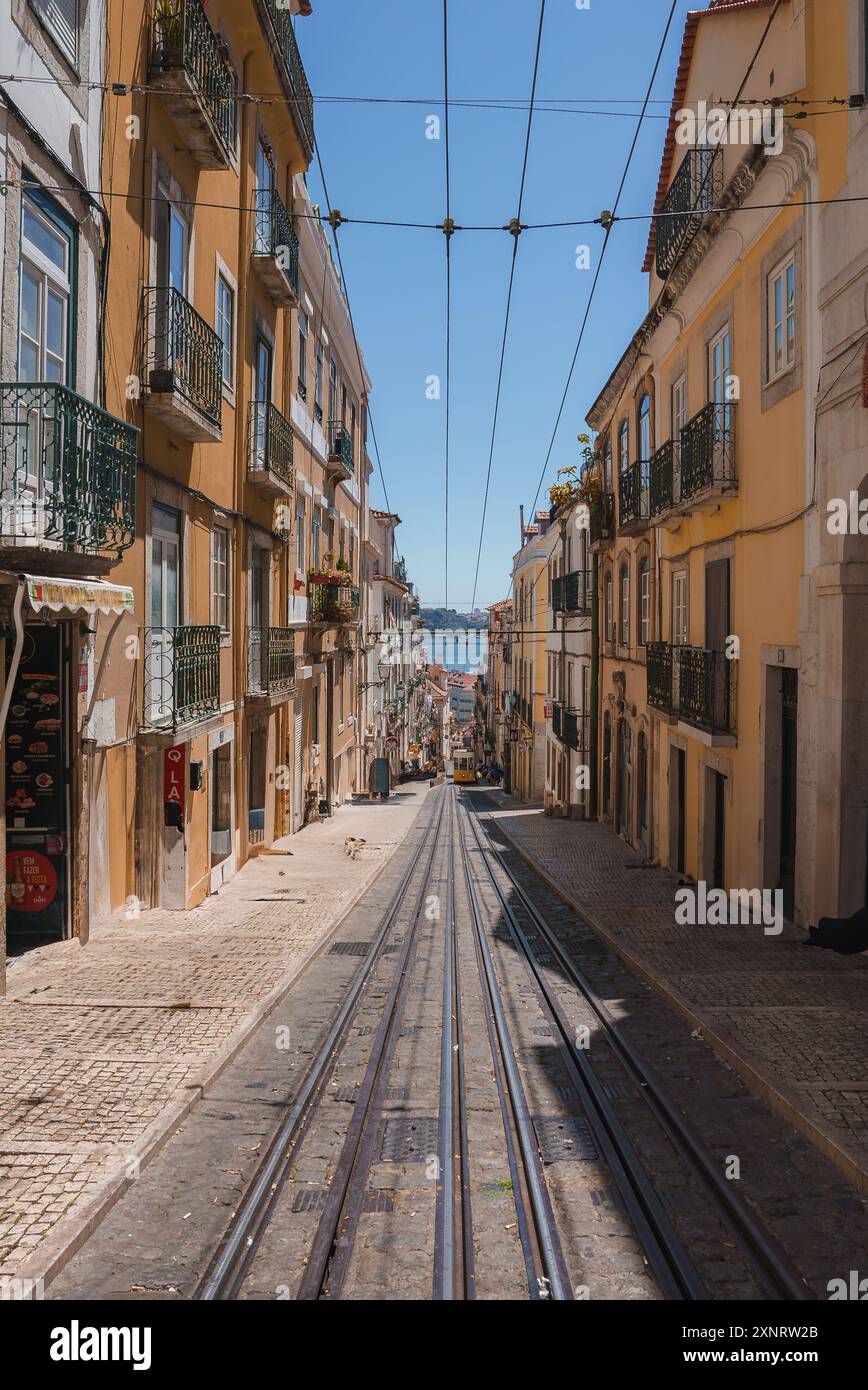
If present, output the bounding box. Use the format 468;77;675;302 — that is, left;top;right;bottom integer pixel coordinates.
642;0;777;274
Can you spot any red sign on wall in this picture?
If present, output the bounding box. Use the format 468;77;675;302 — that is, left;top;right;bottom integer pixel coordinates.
163;745;186;829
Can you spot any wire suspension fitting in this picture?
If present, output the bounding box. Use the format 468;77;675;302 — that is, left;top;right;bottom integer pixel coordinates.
327;208;347;231
504;216;525;238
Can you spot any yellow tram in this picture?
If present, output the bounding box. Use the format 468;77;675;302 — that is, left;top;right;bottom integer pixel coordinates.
452;750;477;785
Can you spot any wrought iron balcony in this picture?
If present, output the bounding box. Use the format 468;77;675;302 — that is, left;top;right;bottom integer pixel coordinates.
143;286;223;441
655;147;722;279
618;461;651;534
646;641;735;737
679;401;736;503
150;0;236;168
247;626;296;698
258;0;314;162
0;383;137;560
552;701;563;739
327;419;354;478
308;580;360;625
564;708;589;754
589;490;615;546
649;439;677;519
646;641;674;714
142;624;221;731
248;400;293;496
252;187;299;305
552;569;593;616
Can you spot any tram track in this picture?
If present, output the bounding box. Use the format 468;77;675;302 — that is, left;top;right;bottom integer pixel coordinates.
460;789;816;1304
192;777;818;1303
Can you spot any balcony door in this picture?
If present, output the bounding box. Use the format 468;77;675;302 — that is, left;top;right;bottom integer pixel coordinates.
148;503;181;725
154;191;188;374
705;559;731;732
249;543;270;690
708;325;732;476
255;141;275;254
17;196;73;532
252;333;272;471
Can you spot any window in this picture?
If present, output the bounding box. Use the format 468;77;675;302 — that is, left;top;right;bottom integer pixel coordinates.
216;274;234;388
605;571;613;642
30;0;78;67
311;506;321;569
603;438;613;491
672;570;688;646
672;375;688;438
708;325;732;405
349;530;355;579
312;683;319;745
329;356;337;423
638;394;652;461
619;419;629;474
314;341;324;422
767;253;796;381
298;311;308;398
212;526;230;631
620;563;630;647
19;193;73;385
296;495;306;572
639;559;650;647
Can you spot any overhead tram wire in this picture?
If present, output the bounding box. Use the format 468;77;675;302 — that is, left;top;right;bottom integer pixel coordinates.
443;0;453;619
469;0;547;613
520;0;680;544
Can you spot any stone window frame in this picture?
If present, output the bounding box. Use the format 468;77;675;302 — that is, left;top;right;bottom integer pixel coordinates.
760;220;803;412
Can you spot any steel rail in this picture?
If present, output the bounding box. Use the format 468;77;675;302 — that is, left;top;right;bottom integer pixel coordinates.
433;787;475;1298
297;790;451;1300
468;796;816;1303
195;787;447;1301
457;795;573;1301
460;796;704;1300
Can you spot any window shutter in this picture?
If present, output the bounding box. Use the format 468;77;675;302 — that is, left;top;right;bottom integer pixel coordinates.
32;0;78;66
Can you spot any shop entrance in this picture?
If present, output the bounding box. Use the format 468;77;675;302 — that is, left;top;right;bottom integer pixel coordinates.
5;621;71;949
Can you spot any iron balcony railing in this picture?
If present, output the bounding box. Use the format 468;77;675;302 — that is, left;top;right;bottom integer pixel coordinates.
646;641;735;736
589;490;615;545
619;460;651;531
253;186;299;296
259;0;315;159
552;569;593;616
328;419;354;475
646;641;675;714
564;708;589;754
247;626;296;697
655;146;723;279
151;0;236;157
249;399;293;488
552;701;563;739
679;401;736;501
143;286;223;429
309;581;360;625
649;439;677;518
0;383;137;557
142;624;220;731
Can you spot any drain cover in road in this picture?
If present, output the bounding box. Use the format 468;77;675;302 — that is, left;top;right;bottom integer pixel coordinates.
379;1116;440;1162
329;941;373;956
532;1115;599;1163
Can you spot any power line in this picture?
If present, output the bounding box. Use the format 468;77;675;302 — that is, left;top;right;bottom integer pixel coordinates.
442;0;453;620
469;0;547;612
518;0;680;596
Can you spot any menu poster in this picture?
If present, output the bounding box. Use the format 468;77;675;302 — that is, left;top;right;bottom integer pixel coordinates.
5;625;67;937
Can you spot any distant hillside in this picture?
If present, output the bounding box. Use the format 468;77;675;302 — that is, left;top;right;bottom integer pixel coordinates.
418;608;489;631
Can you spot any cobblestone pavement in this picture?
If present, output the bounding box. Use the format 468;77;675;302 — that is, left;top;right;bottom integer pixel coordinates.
0;787;429;1281
477;791;868;1189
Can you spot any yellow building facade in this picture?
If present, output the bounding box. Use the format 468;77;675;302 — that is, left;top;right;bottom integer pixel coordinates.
588;0;848;921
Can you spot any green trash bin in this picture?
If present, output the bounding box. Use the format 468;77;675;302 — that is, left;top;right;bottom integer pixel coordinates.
369;757;391;798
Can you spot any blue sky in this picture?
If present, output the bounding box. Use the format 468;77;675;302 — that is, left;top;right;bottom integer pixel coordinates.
299;0;696;610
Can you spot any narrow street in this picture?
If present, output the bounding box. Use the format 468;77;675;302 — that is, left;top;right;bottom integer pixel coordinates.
40;779;868;1303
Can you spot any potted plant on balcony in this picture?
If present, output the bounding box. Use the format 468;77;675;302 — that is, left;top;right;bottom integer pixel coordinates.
153;0;183;67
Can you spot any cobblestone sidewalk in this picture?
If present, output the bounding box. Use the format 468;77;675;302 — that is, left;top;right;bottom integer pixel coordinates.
0;786;428;1284
477;791;868;1192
